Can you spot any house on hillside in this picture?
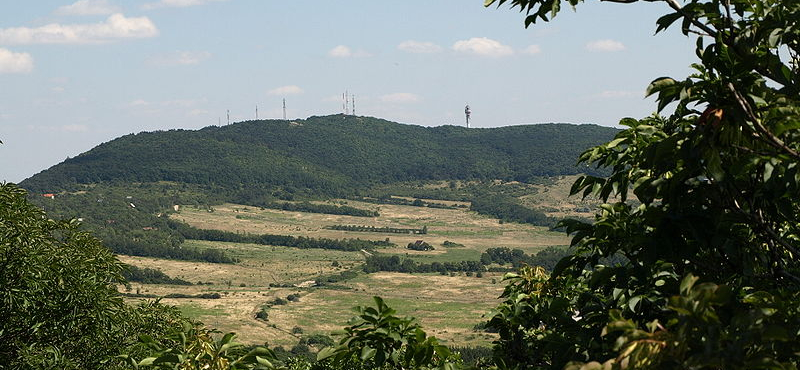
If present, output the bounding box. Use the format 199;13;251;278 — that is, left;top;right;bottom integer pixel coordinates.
407;240;434;251
42;193;55;199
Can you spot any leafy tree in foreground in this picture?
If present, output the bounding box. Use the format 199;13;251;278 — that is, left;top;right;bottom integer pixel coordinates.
317;297;458;370
0;183;185;369
486;0;800;368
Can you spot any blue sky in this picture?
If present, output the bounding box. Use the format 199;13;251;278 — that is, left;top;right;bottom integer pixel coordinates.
0;0;697;183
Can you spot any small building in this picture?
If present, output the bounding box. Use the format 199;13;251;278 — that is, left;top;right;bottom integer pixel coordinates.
42;193;55;199
407;240;434;251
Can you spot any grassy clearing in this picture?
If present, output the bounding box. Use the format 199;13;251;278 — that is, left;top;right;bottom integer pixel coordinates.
119;194;573;347
268;272;503;347
172;200;569;261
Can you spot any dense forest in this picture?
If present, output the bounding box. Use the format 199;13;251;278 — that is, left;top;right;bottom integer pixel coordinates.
20;115;617;196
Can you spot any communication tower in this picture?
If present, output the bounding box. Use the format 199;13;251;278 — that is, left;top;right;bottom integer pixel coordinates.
283;99;287;120
465;104;471;128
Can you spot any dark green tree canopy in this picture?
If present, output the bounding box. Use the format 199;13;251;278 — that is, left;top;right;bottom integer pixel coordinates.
485;0;800;368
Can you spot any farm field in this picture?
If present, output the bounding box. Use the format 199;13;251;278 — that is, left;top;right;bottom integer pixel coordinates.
122;199;571;347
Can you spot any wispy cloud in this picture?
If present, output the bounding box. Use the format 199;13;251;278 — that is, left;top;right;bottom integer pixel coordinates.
143;0;227;10
268;85;304;96
453;37;514;57
328;45;371;58
62;124;89;132
380;93;420;103
0;48;33;74
586;39;626;52
56;0;120;16
397;40;442;54
596;90;639;99
147;50;211;66
521;44;541;55
0;14;158;45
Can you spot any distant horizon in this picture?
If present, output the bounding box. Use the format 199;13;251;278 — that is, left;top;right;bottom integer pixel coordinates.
1;1;694;182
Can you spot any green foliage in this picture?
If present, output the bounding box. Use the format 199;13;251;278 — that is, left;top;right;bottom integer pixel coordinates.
122;323;281;370
0;183;187;369
253;201;378;217
317;297;457;370
363;255;485;274
122;264;193;285
169;219;394;251
486;0;800;368
27;184;237;263
326;224;427;235
470;193;556;228
20;117;617;196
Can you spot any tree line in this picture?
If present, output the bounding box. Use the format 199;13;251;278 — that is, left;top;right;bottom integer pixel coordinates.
325;224;427;235
363;246;570;274
250;200;378;217
167;219;394;251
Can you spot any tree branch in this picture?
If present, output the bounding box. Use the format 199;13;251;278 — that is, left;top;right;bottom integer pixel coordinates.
663;0;718;37
727;83;800;161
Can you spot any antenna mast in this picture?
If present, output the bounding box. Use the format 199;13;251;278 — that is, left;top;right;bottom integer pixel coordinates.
227;109;230;125
255;105;258;119
465;104;471;128
352;94;356;116
282;99;287;120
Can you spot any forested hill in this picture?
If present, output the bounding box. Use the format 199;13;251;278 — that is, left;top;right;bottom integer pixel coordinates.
21;115;618;194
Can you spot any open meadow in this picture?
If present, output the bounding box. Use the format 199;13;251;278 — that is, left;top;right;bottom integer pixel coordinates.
122;199;571;347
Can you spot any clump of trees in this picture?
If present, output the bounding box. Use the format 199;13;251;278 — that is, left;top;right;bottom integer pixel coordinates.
121;264;192;285
470;194;557;227
167;219;394;251
483;0;800;368
326;224;427;234
0;183;187;369
251;201;379;217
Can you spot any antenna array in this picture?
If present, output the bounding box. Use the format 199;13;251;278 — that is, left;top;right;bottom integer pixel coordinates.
342;91;356;115
465;104;471;128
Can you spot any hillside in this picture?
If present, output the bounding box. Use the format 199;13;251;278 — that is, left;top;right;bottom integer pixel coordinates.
20;115;618;195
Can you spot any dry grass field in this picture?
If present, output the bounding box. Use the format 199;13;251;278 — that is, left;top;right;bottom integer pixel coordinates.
122;268;504;347
171;199;569;260
121;197;573;348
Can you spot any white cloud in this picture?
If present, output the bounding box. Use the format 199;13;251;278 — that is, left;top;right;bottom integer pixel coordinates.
143;0;227;10
597;90;639;99
0;14;158;45
521;44;541;55
51;86;65;93
452;37;514;57
586;39;626;52
62;124;88;132
327;45;371;58
380;93;420;103
0;48;33;74
328;45;351;57
268;85;304;96
147;50;211;66
127;98;204;108
56;0;120;16
397;40;442;54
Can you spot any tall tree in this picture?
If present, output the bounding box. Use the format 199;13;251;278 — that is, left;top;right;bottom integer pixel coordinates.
485;0;800;368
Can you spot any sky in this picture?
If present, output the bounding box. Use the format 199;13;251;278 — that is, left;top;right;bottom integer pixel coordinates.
0;0;698;183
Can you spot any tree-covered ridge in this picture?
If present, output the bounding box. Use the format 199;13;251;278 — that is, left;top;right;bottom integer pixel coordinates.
20;115;617;194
